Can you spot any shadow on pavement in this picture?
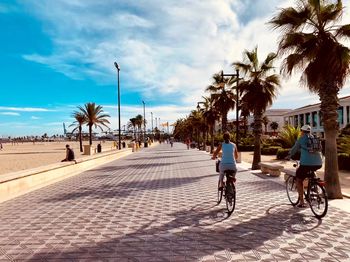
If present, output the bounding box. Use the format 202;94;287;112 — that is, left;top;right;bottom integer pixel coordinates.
26;203;317;261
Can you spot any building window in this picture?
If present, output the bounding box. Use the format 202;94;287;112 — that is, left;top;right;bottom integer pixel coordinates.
306;113;311;125
294;115;298;127
347;106;350;124
337;106;344;125
299;114;304;126
312;111;318;127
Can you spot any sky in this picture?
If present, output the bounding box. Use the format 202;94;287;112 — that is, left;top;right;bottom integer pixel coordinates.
1;0;350;137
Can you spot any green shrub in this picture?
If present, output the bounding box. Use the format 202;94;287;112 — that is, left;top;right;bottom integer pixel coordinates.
276;148;290;160
261;146;281;155
338;153;350;170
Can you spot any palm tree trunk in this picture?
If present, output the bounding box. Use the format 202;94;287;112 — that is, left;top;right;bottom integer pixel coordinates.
252;110;262;170
320;89;342;199
89;125;92;145
222;111;228;132
210;125;214;154
79;125;83;152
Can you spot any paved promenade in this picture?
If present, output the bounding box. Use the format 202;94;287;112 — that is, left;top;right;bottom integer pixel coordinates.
0;143;349;261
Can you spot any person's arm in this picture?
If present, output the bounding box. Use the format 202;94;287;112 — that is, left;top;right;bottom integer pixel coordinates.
234;144;239;160
289;139;301;157
65;149;69;160
212;144;222;159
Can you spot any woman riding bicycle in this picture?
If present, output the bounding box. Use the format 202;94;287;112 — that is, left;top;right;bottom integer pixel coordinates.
212;132;238;190
287;125;323;208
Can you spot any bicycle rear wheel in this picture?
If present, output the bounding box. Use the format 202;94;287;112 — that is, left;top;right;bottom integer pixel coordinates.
309;183;328;219
286;175;299;206
217;181;223;204
225;182;236;215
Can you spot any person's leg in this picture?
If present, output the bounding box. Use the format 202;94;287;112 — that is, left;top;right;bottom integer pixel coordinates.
296;166;307;207
218;163;224;189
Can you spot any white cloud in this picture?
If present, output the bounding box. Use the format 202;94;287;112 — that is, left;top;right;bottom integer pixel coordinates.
20;0;350;115
0;112;20;116
31;116;41;120
0;106;53;112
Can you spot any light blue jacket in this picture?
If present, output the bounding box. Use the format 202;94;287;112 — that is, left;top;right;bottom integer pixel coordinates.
290;134;323;166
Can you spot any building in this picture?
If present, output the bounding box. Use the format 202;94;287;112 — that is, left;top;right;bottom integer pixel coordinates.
283;95;350;136
247;109;292;134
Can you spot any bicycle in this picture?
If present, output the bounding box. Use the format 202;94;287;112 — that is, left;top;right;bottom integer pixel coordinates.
217;169;236;215
285;160;328;219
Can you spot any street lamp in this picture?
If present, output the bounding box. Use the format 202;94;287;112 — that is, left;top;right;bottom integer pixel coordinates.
114;61;121;150
151;112;153;135
221;69;240;147
142;101;147;147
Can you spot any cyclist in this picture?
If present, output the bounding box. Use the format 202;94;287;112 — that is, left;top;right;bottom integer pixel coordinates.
211;132;238;190
287;125;322;208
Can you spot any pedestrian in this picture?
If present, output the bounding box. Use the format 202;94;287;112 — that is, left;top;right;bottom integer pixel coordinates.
0;142;2;150
61;144;77;164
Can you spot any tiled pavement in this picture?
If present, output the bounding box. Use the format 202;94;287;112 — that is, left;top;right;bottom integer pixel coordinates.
0;143;349;261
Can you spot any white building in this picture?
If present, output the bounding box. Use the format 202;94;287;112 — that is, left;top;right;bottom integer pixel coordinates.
283;95;350;136
247;109;292;134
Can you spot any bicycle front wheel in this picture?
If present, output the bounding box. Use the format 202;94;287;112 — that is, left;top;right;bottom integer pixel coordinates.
309;183;328;219
225;182;236;215
286;175;299;206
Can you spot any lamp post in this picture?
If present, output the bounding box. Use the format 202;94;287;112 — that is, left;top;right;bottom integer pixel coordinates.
221;69;240;147
114;62;121;150
151;112;153;135
142;101;146;147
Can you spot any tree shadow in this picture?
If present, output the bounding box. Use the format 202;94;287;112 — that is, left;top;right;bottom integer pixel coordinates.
26;202;321;261
41;174;215;203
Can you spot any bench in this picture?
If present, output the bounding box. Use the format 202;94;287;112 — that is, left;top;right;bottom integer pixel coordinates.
259;162;284;177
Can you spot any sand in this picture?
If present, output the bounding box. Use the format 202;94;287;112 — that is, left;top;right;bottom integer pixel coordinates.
0;140;119;175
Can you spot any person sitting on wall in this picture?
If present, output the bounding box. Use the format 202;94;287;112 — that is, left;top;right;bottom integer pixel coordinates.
61;144;77;164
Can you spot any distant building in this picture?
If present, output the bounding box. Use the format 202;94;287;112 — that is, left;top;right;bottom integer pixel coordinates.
283;95;350;136
247;109;292;134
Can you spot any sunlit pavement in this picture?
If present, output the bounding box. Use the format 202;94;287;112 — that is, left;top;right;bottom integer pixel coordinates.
0;143;349;261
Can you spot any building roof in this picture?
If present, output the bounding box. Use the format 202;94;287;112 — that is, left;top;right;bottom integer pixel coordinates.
293;95;350;111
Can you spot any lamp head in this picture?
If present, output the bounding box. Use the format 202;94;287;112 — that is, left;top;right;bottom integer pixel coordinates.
114;62;120;70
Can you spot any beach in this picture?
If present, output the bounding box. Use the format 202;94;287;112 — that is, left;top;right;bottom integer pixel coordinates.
0;140;118;175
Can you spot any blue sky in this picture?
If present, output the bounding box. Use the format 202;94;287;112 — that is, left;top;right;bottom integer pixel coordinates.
1;0;350;137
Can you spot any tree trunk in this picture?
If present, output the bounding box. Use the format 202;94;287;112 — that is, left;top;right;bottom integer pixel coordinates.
89;125;92;145
210;125;214;154
319;88;342;199
252;110;262;170
222;110;228;132
79;125;83;152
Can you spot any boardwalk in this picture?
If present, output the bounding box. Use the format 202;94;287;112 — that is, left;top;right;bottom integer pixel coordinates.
0;143;349;261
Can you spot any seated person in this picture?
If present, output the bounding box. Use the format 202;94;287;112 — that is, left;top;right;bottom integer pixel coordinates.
61;144;77;164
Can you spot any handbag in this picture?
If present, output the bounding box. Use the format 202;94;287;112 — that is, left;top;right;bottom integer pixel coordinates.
216;159;221;173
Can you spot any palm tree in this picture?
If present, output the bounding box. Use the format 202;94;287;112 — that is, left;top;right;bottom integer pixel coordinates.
262;116;269;134
278;125;301;148
78;102;110;145
270;121;279;135
69;111;87;152
270;0;350;198
135;114;146;141
233;47;281;170
128;117;137;139
206;72;236;132
200;95;219;153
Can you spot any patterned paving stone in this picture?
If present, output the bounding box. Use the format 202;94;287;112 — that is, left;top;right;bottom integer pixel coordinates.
0;143;349;261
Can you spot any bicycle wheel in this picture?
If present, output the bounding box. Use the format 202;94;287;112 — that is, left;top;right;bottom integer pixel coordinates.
217;181;223;204
309;183;328;219
286;175;299;206
225;182;236;215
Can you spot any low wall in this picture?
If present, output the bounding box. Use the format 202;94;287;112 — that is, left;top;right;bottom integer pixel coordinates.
0;148;132;204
